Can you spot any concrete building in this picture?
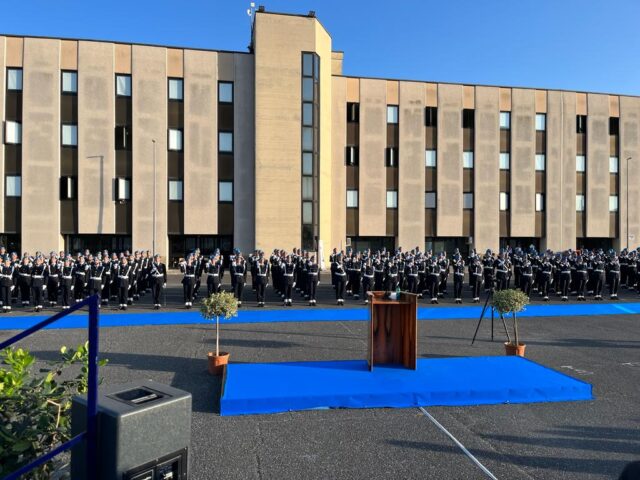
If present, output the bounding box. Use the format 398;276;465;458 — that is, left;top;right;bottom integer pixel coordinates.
2;9;639;264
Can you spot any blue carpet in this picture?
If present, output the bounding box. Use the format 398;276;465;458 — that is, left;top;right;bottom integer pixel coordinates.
220;356;593;416
1;302;640;330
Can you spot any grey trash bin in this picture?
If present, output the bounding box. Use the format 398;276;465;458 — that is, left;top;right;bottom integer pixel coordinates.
71;379;191;480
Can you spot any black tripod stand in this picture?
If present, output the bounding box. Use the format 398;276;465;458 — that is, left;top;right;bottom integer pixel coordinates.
471;287;511;345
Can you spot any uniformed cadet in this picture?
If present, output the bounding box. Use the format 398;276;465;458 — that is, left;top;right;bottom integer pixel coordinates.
427;257;440;304
117;257;134;310
74;256;89;301
495;253;509;291
386;259;399;292
470;256;483;303
47;255;61;307
281;255;296;307
558;255;572;301
18;256;32;307
60;257;74;309
255;258;269;307
307;255;319;306
232;255;246;307
575;256;588;301
482;250;495;292
0;256;15;312
520;255;534;297
592;253;606;300
333;255;347;305
88;256;105;305
180;255;197;308
30;256;48;312
452;254;465;304
205;254;223;297
150;254;167;309
607;253;621;299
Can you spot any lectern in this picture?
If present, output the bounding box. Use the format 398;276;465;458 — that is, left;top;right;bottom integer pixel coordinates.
367;291;418;370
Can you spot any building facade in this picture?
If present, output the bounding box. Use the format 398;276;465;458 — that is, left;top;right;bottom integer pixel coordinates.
2;9;640;264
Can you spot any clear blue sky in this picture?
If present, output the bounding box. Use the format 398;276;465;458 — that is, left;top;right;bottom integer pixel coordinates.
2;0;640;95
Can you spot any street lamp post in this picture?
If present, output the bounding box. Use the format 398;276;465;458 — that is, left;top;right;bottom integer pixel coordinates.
152;139;157;255
626;156;633;251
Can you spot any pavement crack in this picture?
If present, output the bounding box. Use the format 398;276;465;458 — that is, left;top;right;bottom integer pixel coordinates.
255;422;264;480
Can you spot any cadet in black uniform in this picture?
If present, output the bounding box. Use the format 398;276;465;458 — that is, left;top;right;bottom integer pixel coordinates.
333;256;347;306
60;257;74;309
205;254;223;297
453;254;465;304
180;255;197;308
0;256;15;312
281;255;296;307
88;257;105;305
575;257;588;301
47;256;61;307
30;256;48;312
232;256;246;307
307;256;319;306
470;256;483;302
74;256;89;301
18;257;32;307
558;255;572;301
607;253;620;299
255;258;269;307
150;254;167;309
117;257;134;310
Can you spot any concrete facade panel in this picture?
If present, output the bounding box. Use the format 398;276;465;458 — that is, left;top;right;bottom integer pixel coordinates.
398;81;425;249
474;86;499;252
576;93;587;115
358;78;387;236
586;93;611;237
463;85;474;109
499;88;511;111
331;76;346;250
77;41;116;234
21;38;62;252
5;37;23;67
619;96;640;250
60;40;78;70
386;81;399;105
510;88;536;237
436;84;463;237
535;90;547;113
183;49;217;235
217;53;235;81
132;45;167;256
114;44;131;73
346;77;359;102
610;95;620;117
166;48;183;77
425;83;437;107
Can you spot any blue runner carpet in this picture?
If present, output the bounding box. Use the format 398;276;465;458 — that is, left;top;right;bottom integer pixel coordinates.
220;356;593;416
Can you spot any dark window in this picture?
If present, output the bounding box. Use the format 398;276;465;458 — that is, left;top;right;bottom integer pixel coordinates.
576;115;587;134
462;109;475;129
60;176;77;200
345;145;359;166
609;117;619;136
425;107;437;127
385;147;398;167
115;126;131;151
347;102;359;123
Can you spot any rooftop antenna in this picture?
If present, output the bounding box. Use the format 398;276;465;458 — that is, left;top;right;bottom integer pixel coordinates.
247;2;256;51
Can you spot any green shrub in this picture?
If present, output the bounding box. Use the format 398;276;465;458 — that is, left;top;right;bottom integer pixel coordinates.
200;291;239;356
492;289;529;347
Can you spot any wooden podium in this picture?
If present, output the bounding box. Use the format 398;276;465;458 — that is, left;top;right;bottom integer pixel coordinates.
367;291;418;370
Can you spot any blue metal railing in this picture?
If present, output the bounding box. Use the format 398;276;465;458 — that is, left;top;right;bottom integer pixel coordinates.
0;295;100;480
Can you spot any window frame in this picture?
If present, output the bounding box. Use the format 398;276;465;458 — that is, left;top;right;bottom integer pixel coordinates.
168;77;184;102
425;149;437;168
218;131;234;154
425;191;436;209
218;81;234;104
115;74;132;97
116;177;132;202
60;176;77;200
386;190;398;209
387;105;399;124
499;111;511;130
61;123;78;148
6;68;22;91
576;194;585;212
535;193;545;212
168;179;184;202
425;106;437;127
535;154;546;172
168;128;184;152
536;113;546;132
218;181;233;203
5;175;21;198
463;192;474;210
61;70;78;95
463;151;474;169
499;152;510;170
346;189;358;208
499;192;509;211
609;156;619;174
609;195;619;212
576;155;586;173
4;121;22;145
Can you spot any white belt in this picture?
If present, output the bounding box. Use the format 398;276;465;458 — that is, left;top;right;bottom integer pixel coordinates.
118;275;129;279
76;272;86;276
62;276;72;280
594;270;604;273
207;273;219;276
49;274;58;277
154;274;165;277
184;274;195;277
561;271;571;274
455;272;464;276
234;273;244;276
523;273;533;276
32;275;44;278
257;274;267;276
309;272;318;276
90;277;102;281
1;274;12;278
389;273;398;277
284;273;294;277
20;273;30;277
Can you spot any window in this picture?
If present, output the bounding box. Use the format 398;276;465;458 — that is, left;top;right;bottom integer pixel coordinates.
463;193;473;209
168;78;183;101
347;190;358;208
385;147;398;167
609;117;619;136
219;82;233;103
115;178;131;201
425;107;437;127
463;151;474;169
576;194;585;212
387;105;399;124
462;109;474;129
302;177;314;200
302;127;313;151
219;132;233;153
61;71;78;94
60;176;76;200
61;124;78;147
302;103;313;127
609;156;619;173
302;201;313;224
219;181;233;202
536;193;544;212
302;153;313;175
425;192;436;209
499;153;510;170
609;195;619;212
345;146;358;166
115;125;130;151
4;121;21;144
347;102;359;123
499;111;510;129
536;114;546;131
576;115;586;134
576;155;586;172
499;192;509;211
169;180;183;201
535;154;546;172
168;129;183;151
302;78;314;102
7;68;22;91
386;190;398;209
302;53;313;77
6;176;21;197
116;75;131;97
425;149;436;168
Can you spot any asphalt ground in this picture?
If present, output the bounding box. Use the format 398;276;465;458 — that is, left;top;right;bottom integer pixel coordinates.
1;298;639;479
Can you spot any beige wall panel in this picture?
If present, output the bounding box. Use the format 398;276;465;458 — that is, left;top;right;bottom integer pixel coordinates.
510;89;536;237
253;13;316;253
331;76;347;250
619;96;640;250
183;49;217;235
610;96;620;117
0;37;5;227
544;91;577;250
499;88;511;111
21;38;62;252
114;44;131;73
6;37;23;66
346;77;359;102
535;90;547;113
386;81;399;105
425;83;437;107
576;93;587;115
331;51;343;75
217;53;235;81
358;78;387;236
436;84;463;237
586;94;610;237
166;48;183;77
234;54;256;253
474;86;500;252
132;45;167;256
463;85;475;109
60;40;78;70
398;81;425;249
77;41;116;234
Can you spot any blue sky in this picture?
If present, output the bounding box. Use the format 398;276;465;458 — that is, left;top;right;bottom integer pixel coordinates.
2;0;640;95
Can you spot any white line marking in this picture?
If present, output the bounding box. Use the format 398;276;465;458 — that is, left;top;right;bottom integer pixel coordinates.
419;407;498;480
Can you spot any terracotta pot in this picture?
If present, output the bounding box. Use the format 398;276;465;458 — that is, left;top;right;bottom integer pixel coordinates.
504;342;526;357
207;352;230;376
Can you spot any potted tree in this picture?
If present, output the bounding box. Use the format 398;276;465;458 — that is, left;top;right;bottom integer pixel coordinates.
492;288;529;357
200;291;238;375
